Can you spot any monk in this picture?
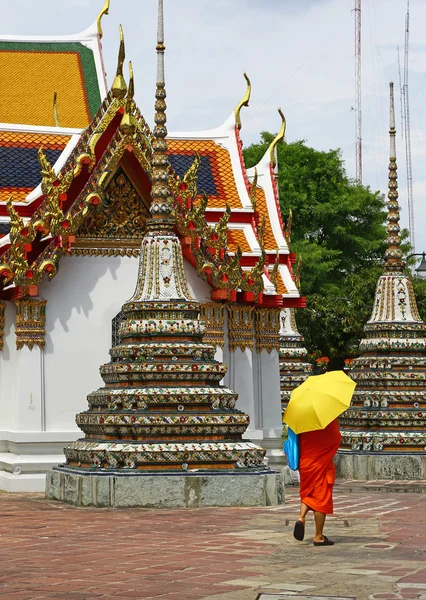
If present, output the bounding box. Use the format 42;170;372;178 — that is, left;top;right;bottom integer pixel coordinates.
293;358;344;546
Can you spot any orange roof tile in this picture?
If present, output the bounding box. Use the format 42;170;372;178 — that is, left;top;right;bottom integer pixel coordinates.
276;271;288;295
0;131;71;149
168;139;243;209
226;229;251;253
255;187;277;251
0;132;70;204
0;41;102;129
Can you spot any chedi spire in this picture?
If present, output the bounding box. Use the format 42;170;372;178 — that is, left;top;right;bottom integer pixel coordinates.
337;82;426;480
46;0;275;508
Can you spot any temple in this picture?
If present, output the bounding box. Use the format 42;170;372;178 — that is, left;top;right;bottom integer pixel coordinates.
0;1;304;492
337;83;426;480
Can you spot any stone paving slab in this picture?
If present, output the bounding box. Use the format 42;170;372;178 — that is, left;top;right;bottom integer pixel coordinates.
256;596;356;600
1;484;426;599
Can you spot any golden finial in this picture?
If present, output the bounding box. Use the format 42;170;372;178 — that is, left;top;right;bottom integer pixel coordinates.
294;254;302;291
234;72;251;131
270;250;280;292
285;208;292;244
38;147;55;182
6;196;23;240
385;81;403;272
112;25;127;99
269;108;286;167
121;62;137;134
183;153;200;198
127;60;134;100
215;205;231;248
97;0;110;39
249;167;258;212
53;92;60;127
257;214;266;249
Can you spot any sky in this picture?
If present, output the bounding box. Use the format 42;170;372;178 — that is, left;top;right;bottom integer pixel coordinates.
2;0;426;257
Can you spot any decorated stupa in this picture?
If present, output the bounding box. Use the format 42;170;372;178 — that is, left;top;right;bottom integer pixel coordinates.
337;82;426;480
46;0;283;507
279;308;312;413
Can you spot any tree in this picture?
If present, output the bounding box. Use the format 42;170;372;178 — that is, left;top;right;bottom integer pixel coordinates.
244;134;389;358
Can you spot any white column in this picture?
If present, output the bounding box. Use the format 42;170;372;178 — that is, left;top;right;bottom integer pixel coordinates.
226;305;259;434
252;308;285;470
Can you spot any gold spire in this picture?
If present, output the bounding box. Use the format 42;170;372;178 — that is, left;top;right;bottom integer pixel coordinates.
269;108;286;167
149;0;174;228
249;167;258;212
120;62;137;134
285;208;292;244
97;0;110;39
111;25;127;99
234;72;251;130
53;92;60;127
385;81;404;272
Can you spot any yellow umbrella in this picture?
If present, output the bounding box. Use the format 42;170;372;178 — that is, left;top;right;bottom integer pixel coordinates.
283;370;356;434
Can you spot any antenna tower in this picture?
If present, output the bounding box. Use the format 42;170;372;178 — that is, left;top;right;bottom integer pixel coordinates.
403;0;415;248
355;0;362;183
397;45;404;137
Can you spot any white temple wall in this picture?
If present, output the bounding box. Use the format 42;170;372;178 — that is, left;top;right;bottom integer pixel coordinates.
229;348;256;425
40;254;212;432
41;255;137;431
0;252;287;489
0;301;18;430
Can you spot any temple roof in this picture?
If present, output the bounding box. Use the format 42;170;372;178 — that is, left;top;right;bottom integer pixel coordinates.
0;24;106;129
0;16;304;309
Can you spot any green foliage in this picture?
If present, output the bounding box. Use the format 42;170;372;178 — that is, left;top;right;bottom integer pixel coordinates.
411;277;426;322
244;134;391;358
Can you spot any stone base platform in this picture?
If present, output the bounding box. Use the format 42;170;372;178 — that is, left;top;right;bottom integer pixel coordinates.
45;467;285;508
336;451;426;481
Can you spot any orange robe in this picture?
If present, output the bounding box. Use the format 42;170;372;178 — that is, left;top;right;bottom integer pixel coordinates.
299;419;341;515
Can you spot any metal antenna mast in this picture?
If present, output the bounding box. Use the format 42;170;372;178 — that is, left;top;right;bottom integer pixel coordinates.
397;45;404;138
354;0;362;183
403;0;415;248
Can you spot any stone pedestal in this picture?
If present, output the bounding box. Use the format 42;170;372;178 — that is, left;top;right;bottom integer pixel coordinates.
336;451;426;481
46;467;285;507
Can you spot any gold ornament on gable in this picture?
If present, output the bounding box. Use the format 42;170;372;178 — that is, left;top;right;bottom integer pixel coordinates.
15;298;47;350
254;307;281;353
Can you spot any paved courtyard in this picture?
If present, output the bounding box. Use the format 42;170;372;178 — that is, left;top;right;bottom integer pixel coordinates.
1;481;426;600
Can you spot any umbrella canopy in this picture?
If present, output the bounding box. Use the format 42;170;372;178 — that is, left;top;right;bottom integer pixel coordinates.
283;370;356;434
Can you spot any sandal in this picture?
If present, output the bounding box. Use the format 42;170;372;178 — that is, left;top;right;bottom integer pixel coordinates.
314;535;334;546
293;520;305;541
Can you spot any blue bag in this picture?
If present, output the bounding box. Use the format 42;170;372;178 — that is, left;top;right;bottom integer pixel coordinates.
284;426;300;470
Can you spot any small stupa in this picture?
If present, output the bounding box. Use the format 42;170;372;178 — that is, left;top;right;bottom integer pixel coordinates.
46;0;282;507
337;82;426;480
279;308;312;413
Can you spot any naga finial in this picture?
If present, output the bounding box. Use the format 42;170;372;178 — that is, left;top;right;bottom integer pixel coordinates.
6;196;23;240
121;62;137;134
183;153;200;198
285;208;292;244
269;108;286;167
249;167;258;212
270;250;280;292
97;0;110;39
257;214;266;250
112;25;127;99
53;92;60;127
234;72;251;131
